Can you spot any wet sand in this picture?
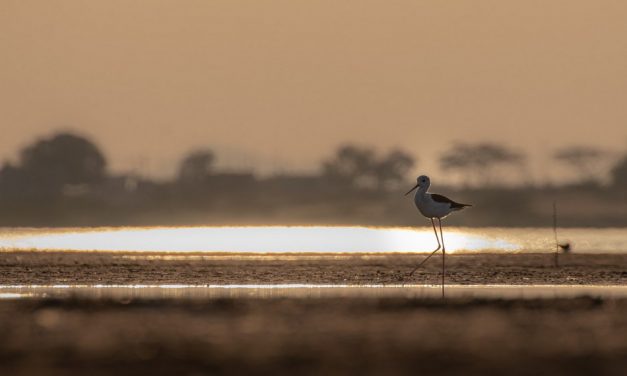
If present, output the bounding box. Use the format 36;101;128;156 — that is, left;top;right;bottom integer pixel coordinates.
1;252;627;375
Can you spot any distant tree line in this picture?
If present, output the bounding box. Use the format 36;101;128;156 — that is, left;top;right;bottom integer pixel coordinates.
0;131;626;226
1;132;627;198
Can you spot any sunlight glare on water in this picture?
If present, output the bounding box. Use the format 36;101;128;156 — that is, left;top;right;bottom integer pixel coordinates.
0;226;519;253
0;226;624;253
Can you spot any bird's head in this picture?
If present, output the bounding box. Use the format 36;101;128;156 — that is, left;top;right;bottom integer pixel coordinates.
405;175;430;196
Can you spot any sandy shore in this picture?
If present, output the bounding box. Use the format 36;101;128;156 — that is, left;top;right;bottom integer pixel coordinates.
1;252;627;375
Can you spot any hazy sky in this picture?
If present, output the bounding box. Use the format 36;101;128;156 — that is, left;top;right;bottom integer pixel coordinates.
2;1;626;181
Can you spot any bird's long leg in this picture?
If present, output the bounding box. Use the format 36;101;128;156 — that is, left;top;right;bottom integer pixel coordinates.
439;217;445;299
408;218;441;276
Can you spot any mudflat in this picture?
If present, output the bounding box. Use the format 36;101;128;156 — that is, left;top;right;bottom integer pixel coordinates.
1;251;626;285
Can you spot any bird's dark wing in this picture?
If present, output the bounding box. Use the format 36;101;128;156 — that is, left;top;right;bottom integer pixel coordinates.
431;194;472;209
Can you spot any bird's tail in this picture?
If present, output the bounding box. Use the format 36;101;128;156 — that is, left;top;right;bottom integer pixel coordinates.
451;202;472;209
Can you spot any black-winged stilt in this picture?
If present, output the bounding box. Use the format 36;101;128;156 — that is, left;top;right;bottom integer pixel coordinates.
405;175;471;297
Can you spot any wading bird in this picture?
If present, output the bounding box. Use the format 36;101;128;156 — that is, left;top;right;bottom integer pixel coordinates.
405;175;471;297
558;242;571;253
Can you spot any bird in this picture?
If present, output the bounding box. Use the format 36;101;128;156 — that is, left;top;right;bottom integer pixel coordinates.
405;175;471;297
558;242;571;253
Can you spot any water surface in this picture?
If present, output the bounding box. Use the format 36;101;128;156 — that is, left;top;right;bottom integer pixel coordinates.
0;226;624;253
1;284;626;300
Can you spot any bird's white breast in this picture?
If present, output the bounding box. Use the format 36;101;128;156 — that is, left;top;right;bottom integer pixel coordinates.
414;193;453;219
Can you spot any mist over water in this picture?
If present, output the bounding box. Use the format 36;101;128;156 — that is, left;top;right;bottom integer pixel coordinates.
0;226;624;254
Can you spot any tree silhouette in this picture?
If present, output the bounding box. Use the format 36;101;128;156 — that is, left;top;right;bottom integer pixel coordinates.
178;150;215;183
611;154;627;187
322;145;377;188
372;149;415;190
554;146;609;183
18;132;107;195
440;142;525;186
323;145;415;190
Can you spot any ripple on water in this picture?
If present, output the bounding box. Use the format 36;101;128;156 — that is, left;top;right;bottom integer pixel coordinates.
1;284;627;300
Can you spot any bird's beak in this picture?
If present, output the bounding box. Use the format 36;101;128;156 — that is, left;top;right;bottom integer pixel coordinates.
404;183;419;196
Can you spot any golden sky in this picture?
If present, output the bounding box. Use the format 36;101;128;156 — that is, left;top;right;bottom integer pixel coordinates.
1;1;626;180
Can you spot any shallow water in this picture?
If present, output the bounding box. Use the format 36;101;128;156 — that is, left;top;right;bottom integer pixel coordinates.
1;284;627;300
0;226;625;254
